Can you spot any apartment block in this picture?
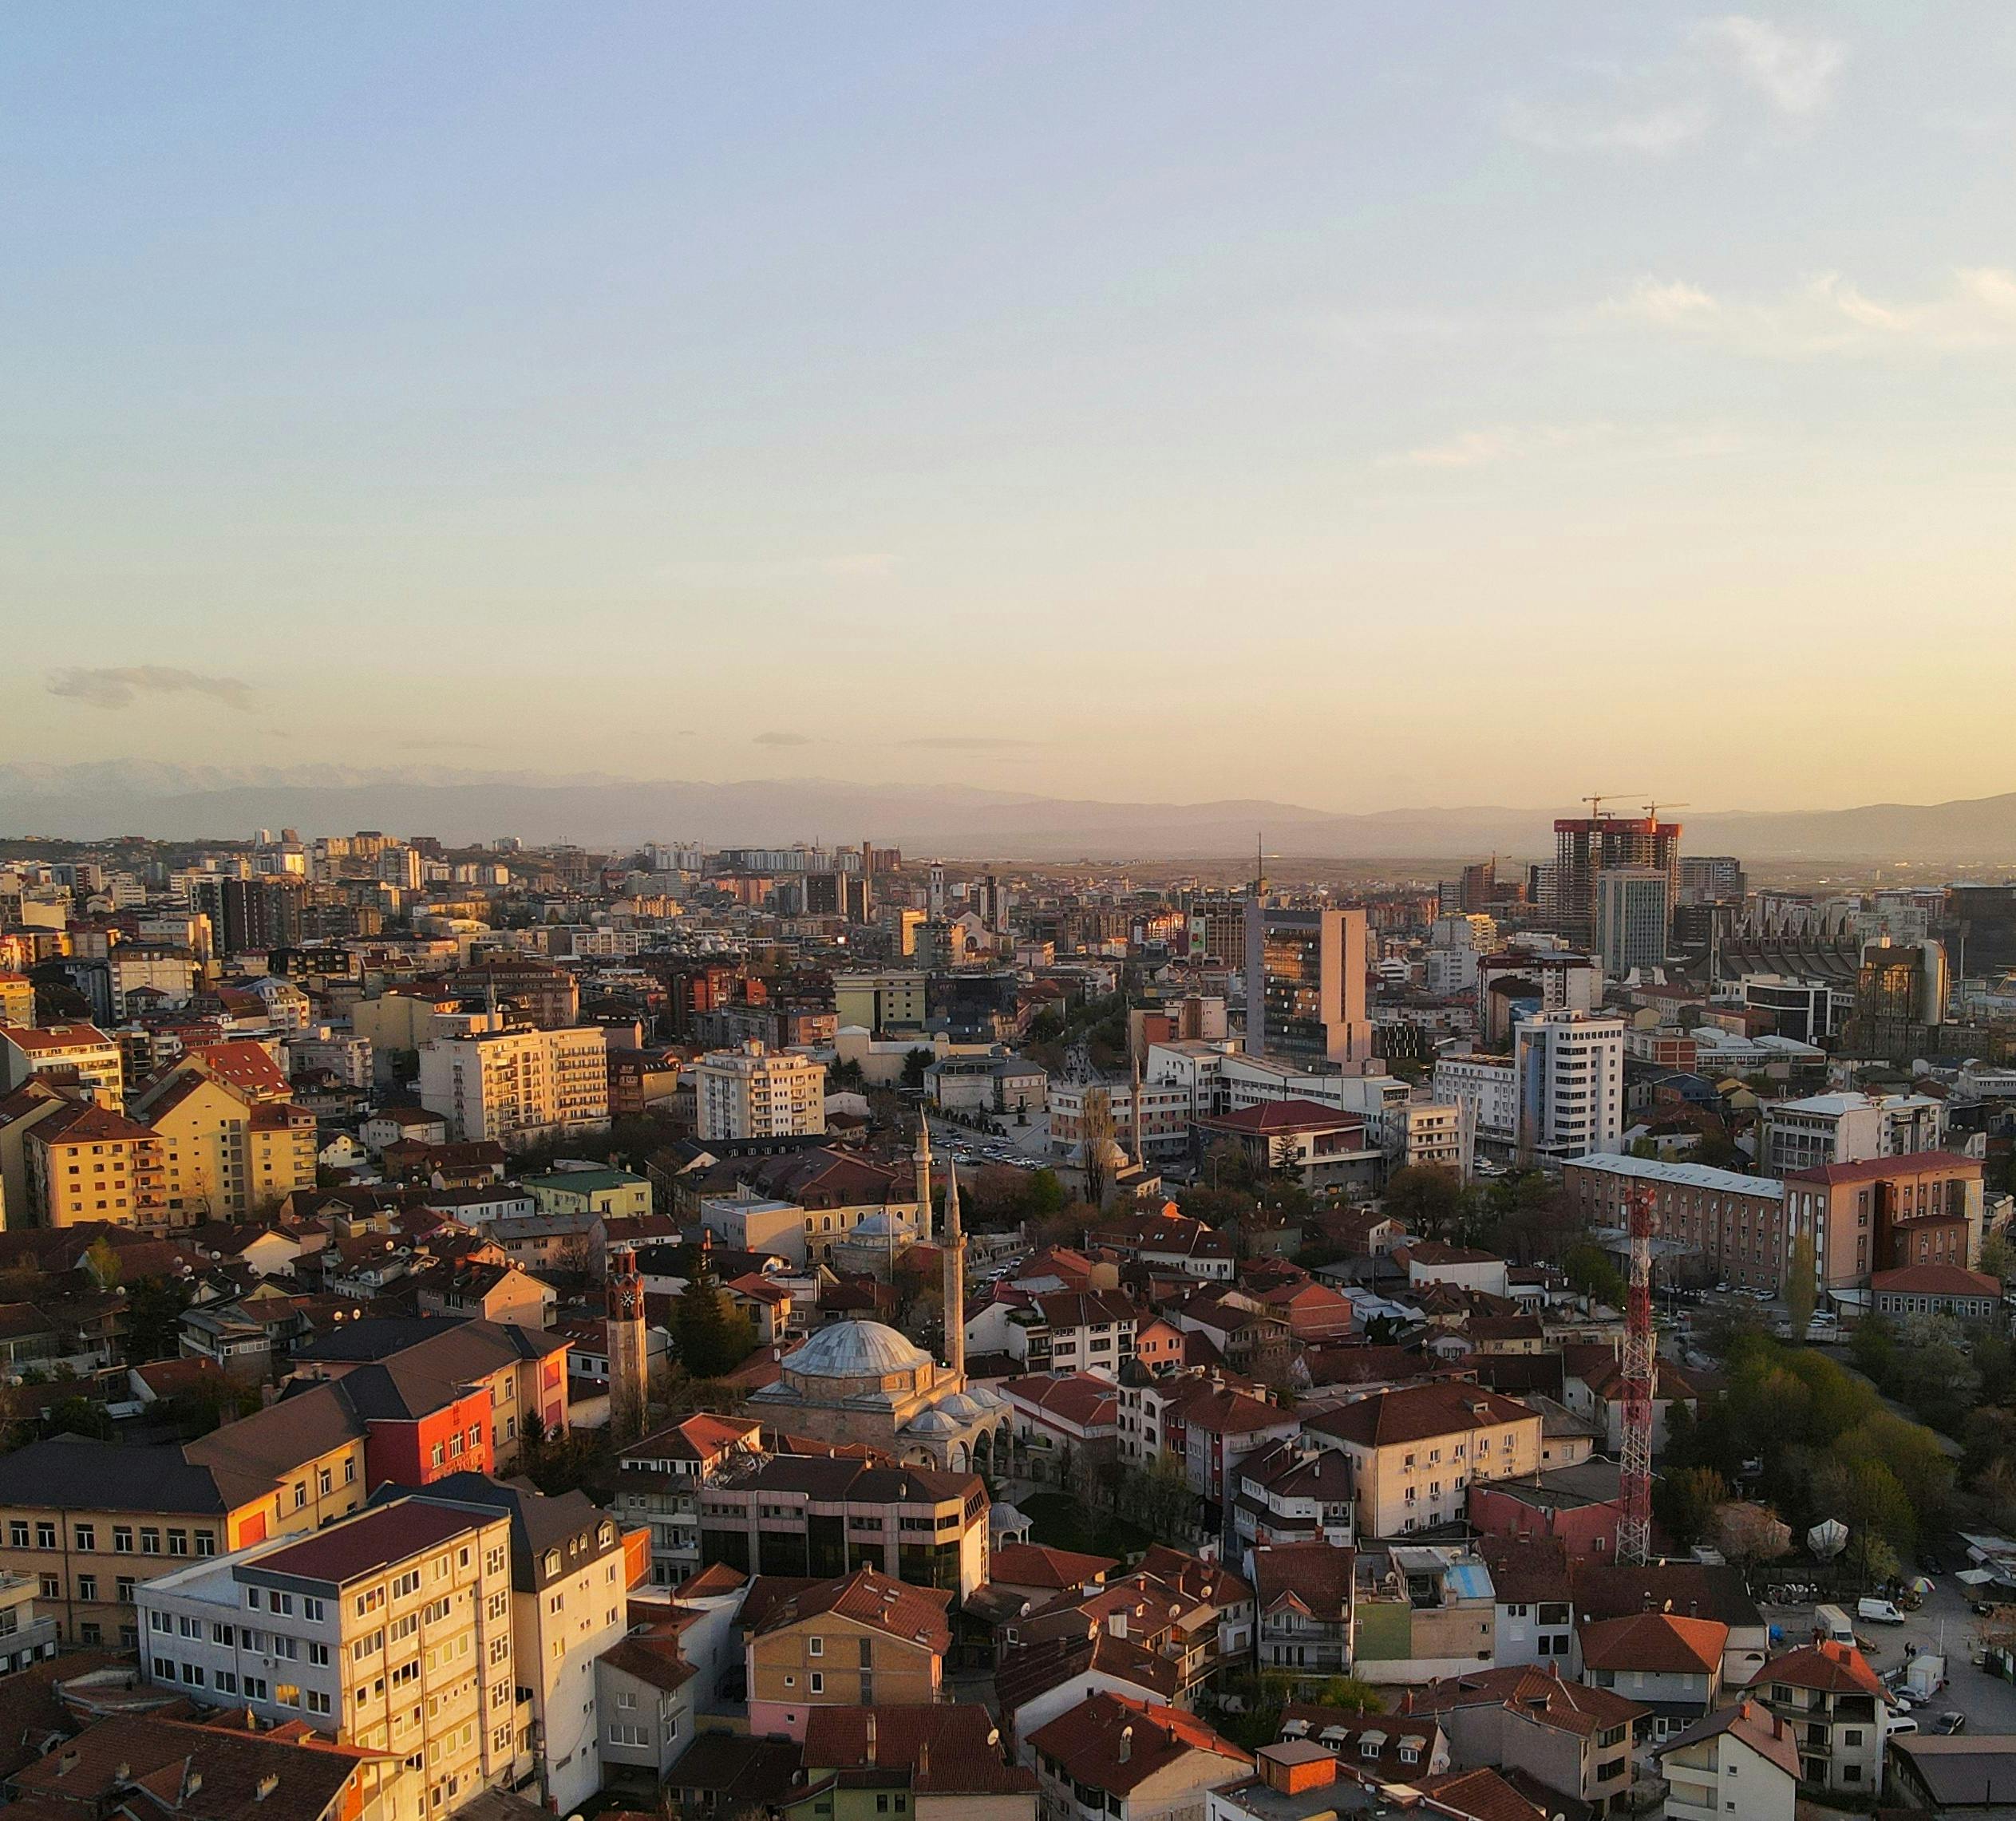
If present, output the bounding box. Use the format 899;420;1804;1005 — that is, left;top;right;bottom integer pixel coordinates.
1564;1154;1792;1295
0;1022;124;1110
24;1100;167;1229
418;1025;611;1149
137;1496;519;1818
1303;1384;1544;1539
691;1041;827;1141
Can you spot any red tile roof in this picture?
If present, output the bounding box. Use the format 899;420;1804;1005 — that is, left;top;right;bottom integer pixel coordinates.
1250;1542;1354;1621
1761;1638;1885;1698
1872;1263;2001;1298
989;1542;1118;1590
1785;1151;1979;1187
1415;1766;1548;1821
1026;1691;1249;1795
801;1704;1037;1795
1577;1611;1727;1676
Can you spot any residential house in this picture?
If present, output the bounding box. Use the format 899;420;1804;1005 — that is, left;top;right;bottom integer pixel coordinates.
1350;1545;1497;1685
996;1630;1184;1762
741;1566;955;1740
1026;1693;1251;1821
1750;1639;1888;1796
1576;1611;1725;1744
614;1412;765;1586
787;1704;1038;1821
1655;1698;1798;1821
1251;1542;1354;1695
1231;1440;1355;1553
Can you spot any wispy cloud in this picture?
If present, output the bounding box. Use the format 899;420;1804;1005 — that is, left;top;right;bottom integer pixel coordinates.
661;553;899;585
753;730;816;747
1500;98;1708;154
1601;267;2016;354
898;735;1042;751
47;666;255;710
1379;423;1615;468
1690;16;1844;117
1502;14;1843;156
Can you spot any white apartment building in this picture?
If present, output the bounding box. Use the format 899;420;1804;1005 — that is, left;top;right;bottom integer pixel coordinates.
1433;1053;1517;1150
0;1023;124;1110
1595;867;1670;980
1513;1010;1625;1165
136;1497;519;1821
418;1025;611;1150
691;1041;826;1141
1761;1092;1949;1179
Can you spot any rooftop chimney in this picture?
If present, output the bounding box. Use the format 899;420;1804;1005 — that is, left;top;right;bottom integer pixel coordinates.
1119;1726;1133;1764
256;1775;279;1802
916;1743;929;1778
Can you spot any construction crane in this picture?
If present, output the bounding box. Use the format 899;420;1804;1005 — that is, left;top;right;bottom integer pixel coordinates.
1618;1182;1658;1566
1579;792;1642;820
1642;800;1690;824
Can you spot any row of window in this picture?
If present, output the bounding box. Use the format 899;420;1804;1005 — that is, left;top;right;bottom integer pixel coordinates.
9;1520;215;1557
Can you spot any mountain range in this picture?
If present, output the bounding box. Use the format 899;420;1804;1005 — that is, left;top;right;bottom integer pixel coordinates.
3;762;2015;864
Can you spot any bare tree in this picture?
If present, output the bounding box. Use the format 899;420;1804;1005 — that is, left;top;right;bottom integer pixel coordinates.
1715;1501;1793;1581
1080;1088;1117;1208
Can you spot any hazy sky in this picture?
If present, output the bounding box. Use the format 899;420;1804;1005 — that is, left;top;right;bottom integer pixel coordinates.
6;5;2016;813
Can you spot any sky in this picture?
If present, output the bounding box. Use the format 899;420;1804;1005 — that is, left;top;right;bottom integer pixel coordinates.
6;4;2016;815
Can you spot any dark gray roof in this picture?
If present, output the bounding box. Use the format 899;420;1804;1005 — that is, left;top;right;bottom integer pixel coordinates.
291;1314;473;1361
377;1471;621;1591
0;1436;227;1515
184;1381;366;1506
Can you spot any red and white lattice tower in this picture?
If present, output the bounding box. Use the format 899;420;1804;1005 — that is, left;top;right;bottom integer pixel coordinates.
1618;1183;1658;1566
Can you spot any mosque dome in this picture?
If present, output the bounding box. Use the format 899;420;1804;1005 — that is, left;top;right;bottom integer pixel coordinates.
786;1320;932;1380
903;1408;963;1436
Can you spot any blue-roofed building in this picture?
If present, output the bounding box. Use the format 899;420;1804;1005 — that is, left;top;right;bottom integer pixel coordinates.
1351;1545;1498;1685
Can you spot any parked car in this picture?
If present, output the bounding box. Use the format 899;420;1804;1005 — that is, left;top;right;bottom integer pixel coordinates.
1920;1550;1947;1575
1935;1712;1967;1735
1890;1716;1920;1735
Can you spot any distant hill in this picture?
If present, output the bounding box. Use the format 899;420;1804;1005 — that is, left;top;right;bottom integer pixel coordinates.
3;762;2015;863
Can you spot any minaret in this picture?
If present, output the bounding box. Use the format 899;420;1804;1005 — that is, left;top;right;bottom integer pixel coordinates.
607;1241;646;1442
941;1155;966;1382
914;1117;934;1245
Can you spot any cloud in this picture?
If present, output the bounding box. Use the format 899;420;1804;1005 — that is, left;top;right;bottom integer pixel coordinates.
397;737;498;751
1601;267;2016;354
1378;423;1615;468
753;731;816;747
1499;98;1709;154
47;666;255;710
898;735;1042;751
661;553;899;585
1691;15;1844;116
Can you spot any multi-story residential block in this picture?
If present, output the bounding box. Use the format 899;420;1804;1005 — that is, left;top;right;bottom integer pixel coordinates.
1476;947;1600;1045
1350;1544;1498;1685
137;1495;519;1814
24;1100;167;1229
1752;1640;1889;1795
135;1065;318;1222
1513;1009;1624;1163
691;1041;826;1141
698;1456;989;1599
1245;905;1372;1065
191;876;305;955
0;974;34;1026
741;1566;953;1740
616;1412;765;1586
398;1475;634;1812
1595;867;1671;979
1563;1154;1790;1295
1433;1052;1517;1153
1047;1078;1192;1161
832;970;929;1033
1761;1092;1947;1179
0;1022;124;1109
418;1025;611;1149
1303;1383;1544;1539
1656;1699;1799;1821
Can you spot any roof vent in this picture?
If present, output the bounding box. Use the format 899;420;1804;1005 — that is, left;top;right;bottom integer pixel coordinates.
56;1752;79;1777
256;1775;280;1801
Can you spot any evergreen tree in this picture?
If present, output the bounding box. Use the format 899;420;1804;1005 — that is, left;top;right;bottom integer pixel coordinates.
675;1246;755;1379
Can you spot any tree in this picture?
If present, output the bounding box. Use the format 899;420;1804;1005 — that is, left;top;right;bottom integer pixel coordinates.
1025;1168;1067;1218
1658;1466;1731;1550
1079;1088;1117;1208
1714;1501;1792;1577
900;1049;934;1092
1563;1242;1625;1309
1785;1235;1817;1337
1381;1166;1465;1242
674;1249;756;1379
41;1396;113;1442
122;1276;193;1365
1309;1677;1384;1715
1984;1230;2016;1286
83;1238;121;1290
1844;1529;1901;1590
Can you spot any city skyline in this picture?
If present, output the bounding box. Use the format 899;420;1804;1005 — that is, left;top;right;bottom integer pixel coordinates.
7;6;2016;810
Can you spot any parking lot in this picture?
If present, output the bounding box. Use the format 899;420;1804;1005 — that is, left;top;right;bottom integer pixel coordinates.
1757;1570;2016;1736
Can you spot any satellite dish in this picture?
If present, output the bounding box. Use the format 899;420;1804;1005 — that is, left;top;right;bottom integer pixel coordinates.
1809;1519;1848;1561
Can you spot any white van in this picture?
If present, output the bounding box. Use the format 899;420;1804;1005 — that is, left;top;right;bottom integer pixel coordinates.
1860;1597;1907;1625
1889;1715;1919;1735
